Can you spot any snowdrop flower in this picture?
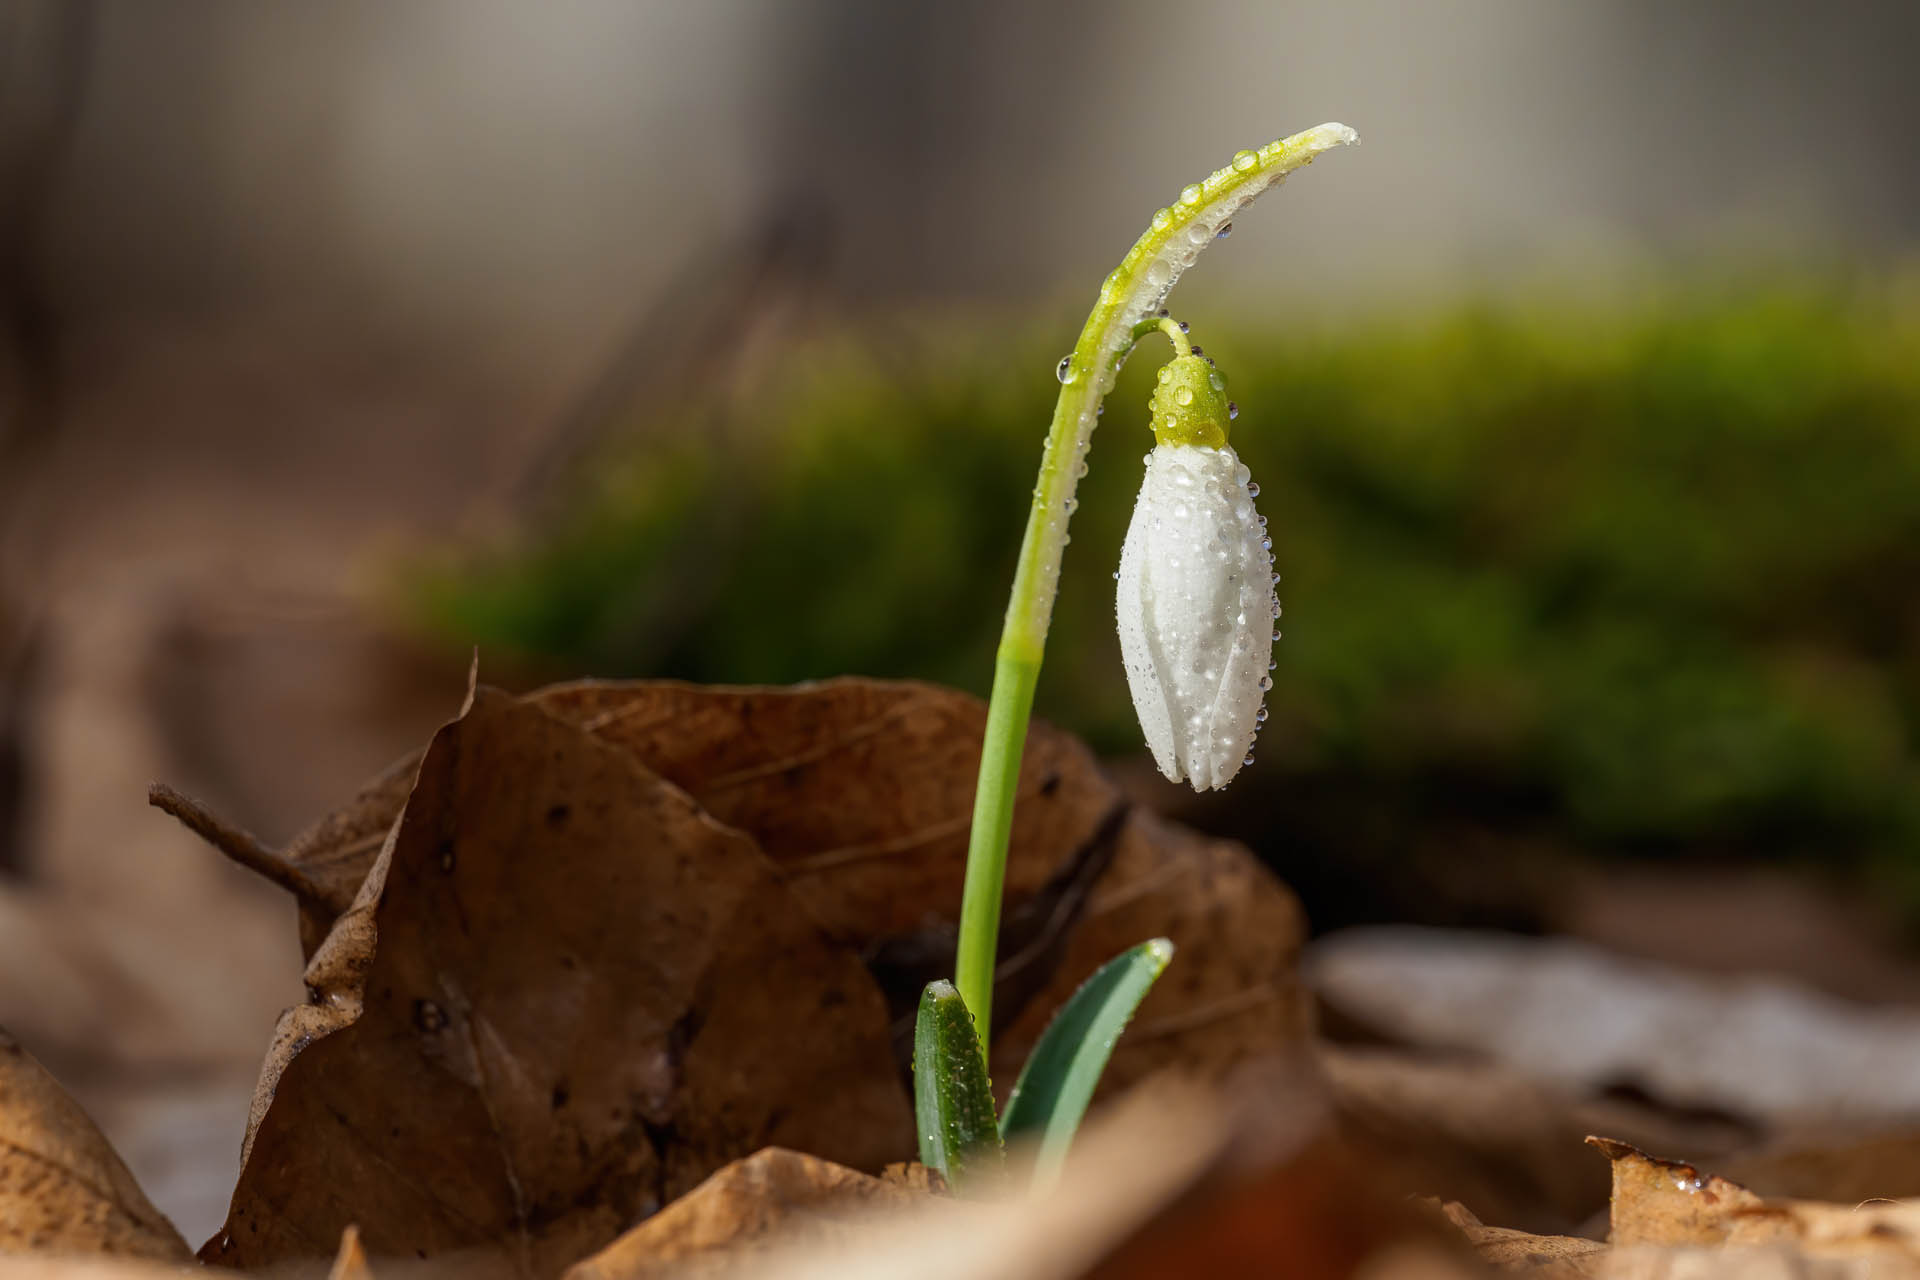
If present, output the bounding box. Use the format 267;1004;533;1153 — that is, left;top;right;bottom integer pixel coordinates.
1116;327;1277;790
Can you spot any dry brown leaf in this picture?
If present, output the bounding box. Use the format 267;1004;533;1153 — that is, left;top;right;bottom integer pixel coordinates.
562;1147;926;1280
204;689;911;1278
1325;1047;1761;1238
1589;1137;1920;1270
1590;1136;1767;1247
1329;1049;1611;1235
278;679;1122;963
0;1027;188;1261
0;1261;200;1279
1724;1130;1920;1205
991;807;1311;1099
878;1162;944;1196
195;678;1307;1099
328;1224;372;1280
1433;1200;1606;1277
1723;1198;1920;1253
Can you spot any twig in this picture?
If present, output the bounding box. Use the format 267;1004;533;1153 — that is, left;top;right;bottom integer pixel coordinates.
147;781;327;908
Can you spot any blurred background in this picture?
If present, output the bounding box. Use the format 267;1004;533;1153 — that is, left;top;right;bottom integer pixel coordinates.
2;0;1917;1246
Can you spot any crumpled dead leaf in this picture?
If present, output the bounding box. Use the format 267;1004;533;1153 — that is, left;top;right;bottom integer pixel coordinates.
1723;1129;1920;1205
327;1225;372;1280
1437;1138;1920;1279
562;1147;928;1280
277;680;1124;967
164;678;1308;1183
0;1027;188;1261
0;1262;200;1279
245;680;1309;1084
203;689;910;1277
1432;1201;1605;1277
1589;1137;1768;1248
1324;1045;1765;1238
601;1063;1436;1280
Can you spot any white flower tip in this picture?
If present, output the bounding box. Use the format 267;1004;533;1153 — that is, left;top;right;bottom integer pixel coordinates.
1116;442;1277;792
1317;122;1360;148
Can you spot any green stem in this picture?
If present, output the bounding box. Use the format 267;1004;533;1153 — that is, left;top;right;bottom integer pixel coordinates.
951;123;1359;1044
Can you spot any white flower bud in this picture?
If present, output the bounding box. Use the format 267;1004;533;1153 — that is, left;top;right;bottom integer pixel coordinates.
1115;353;1276;791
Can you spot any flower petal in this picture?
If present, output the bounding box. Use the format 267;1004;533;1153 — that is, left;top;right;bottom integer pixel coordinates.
1116;443;1275;790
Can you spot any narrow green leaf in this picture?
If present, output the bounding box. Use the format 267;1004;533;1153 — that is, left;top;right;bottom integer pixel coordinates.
999;937;1174;1188
912;979;1003;1191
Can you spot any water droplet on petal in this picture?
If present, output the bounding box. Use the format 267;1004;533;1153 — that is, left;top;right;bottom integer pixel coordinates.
1258;675;1273;691
1175;386;1194;406
1232;150;1259;173
1247;480;1260;496
1217;221;1233;239
1256;707;1269;724
1228;401;1240;421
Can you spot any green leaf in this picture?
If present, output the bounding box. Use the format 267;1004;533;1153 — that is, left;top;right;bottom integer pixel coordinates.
999;937;1174;1188
912;979;1003;1191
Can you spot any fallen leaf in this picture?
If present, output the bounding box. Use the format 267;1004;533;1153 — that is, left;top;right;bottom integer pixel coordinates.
181;678;1308;1101
1724;1130;1920;1205
328;1224;372;1280
204;689;911;1277
562;1147;926;1280
0;1262;201;1279
991;808;1311;1101
1589;1136;1766;1247
1589;1138;1920;1266
1600;1246;1920;1280
878;1162;945;1195
1328;1048;1610;1236
1723;1198;1920;1253
1325;1047;1757;1238
1432;1200;1606;1277
276;680;1123;970
0;1027;188;1261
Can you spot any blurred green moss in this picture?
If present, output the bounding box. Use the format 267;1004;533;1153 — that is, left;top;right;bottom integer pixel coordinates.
408;276;1920;906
